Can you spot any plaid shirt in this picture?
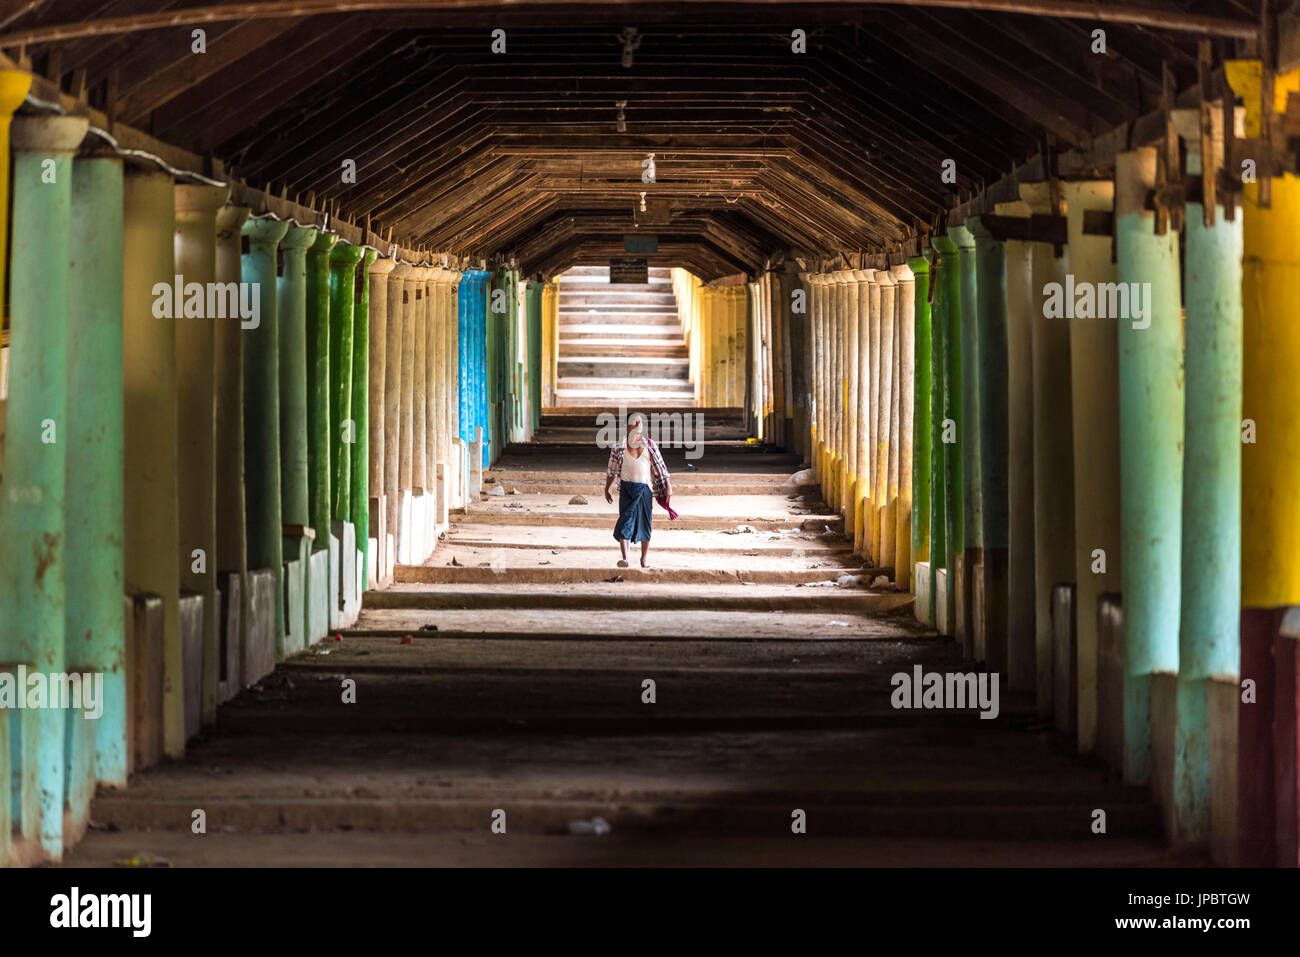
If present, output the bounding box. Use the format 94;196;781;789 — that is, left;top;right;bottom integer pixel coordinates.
606;436;672;502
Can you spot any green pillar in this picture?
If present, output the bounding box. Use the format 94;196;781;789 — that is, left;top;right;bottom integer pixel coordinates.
306;230;337;543
352;248;378;585
952;223;980;656
967;216;1010;675
241;217;291;653
907;255;932;615
329;242;365;522
68;153;127;787
1116;148;1183;785
1;115;88;859
1176;187;1242;841
932;235;963;635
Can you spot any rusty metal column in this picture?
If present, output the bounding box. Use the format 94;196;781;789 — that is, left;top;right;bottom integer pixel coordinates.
173;183;230;728
367;256;396;584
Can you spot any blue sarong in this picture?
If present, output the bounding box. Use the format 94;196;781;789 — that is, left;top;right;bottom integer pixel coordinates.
614;481;653;543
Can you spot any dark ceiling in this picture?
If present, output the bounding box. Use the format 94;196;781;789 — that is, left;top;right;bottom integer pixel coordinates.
0;0;1264;278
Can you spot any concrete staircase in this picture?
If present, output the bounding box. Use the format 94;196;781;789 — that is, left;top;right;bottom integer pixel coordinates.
556;265;694;407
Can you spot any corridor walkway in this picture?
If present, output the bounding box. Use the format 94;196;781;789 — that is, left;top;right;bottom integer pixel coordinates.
64;419;1197;867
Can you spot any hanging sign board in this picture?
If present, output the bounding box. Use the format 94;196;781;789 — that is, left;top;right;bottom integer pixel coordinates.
609;257;649;284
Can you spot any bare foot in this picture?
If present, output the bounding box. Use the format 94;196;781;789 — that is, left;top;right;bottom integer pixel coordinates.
617;559;628;568
640;558;650;568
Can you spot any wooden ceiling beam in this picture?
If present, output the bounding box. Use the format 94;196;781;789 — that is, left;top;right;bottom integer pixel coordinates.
0;0;1258;47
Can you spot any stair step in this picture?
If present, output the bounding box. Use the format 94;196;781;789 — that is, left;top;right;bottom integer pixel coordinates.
558;324;682;338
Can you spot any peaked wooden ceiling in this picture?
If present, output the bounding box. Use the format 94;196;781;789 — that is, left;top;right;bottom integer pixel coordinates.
1;0;1263;278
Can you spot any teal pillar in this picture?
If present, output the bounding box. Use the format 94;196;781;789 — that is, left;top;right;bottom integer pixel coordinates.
241;217;291;653
67;152;127;788
1;114;88;859
306;230;337;543
351;248;378;585
329;242;365;522
1176;190;1243;842
967;216;1010;675
907;254;933;616
1116;148;1184;785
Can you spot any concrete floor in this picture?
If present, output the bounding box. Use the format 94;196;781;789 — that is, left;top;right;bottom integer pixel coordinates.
64;436;1205;867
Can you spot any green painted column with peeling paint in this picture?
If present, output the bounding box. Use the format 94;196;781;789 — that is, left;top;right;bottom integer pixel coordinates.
967;215;1009;675
351;248;378;585
1116;148;1183;786
330;242;365;521
306;230;337;544
67;153;127;788
1177;177;1242;842
907;255;932;613
242;217;291;652
1;115;87;859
